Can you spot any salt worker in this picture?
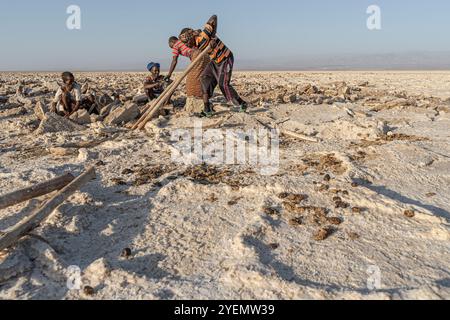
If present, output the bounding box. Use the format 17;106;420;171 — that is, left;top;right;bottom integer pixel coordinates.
143;62;165;101
165;36;193;81
180;15;248;118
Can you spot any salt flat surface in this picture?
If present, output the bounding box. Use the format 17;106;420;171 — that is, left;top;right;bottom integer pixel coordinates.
0;71;449;300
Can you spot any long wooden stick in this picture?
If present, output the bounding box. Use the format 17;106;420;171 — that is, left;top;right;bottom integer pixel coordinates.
133;47;209;130
135;46;211;130
131;81;178;130
132;76;183;130
256;118;319;143
281;129;320;143
0;173;75;210
0;167;96;251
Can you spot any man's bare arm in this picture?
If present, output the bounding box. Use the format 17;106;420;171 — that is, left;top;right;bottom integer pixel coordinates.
144;82;161;90
166;56;178;79
70;101;80;115
207;15;218;36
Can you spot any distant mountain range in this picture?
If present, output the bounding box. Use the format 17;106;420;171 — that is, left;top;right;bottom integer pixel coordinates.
1;52;449;72
234;52;450;71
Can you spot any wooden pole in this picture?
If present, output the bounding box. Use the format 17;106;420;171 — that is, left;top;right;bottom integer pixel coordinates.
131;80;177;130
135;46;211;130
281;129;320;143
133;47;210;130
0;173;75;210
0;167;96;251
256;118;319;143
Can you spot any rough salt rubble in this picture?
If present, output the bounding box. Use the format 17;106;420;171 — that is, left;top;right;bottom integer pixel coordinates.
0;71;449;300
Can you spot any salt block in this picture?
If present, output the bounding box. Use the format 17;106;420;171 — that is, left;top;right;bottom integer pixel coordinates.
34;100;49;120
81;82;89;94
99;102;117;117
97;94;113;107
83;258;111;287
44;81;60;92
10;94;33;106
185;97;204;114
78;148;99;162
104;102;139;125
69;109;91;125
36;113;85;134
132;94;149;104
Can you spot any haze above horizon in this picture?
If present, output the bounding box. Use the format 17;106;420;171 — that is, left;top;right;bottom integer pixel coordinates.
1;0;449;71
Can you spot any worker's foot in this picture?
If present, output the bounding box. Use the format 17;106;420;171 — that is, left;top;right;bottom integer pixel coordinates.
199;110;214;118
197;102;214;118
197;108;214;118
239;103;248;113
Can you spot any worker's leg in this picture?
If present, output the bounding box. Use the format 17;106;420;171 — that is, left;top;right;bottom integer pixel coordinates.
200;62;218;114
60;92;74;116
218;54;246;108
145;88;156;101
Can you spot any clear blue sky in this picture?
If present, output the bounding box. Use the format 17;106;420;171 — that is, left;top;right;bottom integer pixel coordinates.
1;0;449;70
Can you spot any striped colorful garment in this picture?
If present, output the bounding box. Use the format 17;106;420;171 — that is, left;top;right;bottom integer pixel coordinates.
196;23;231;64
172;40;193;58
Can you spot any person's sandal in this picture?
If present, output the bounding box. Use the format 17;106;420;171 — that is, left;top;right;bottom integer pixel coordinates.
198;110;214;118
239;104;248;113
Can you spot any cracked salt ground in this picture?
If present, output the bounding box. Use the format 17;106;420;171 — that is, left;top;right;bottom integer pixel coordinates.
1;71;450;300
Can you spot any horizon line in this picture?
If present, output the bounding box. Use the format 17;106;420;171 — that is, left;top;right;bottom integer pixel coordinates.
2;68;450;73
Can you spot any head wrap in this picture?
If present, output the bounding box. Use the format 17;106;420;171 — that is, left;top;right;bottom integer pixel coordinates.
147;62;160;72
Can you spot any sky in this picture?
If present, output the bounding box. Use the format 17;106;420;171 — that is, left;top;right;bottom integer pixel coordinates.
1;0;450;71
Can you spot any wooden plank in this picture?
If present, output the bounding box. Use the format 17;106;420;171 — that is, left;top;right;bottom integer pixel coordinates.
131;82;176;130
0;173;75;210
0;167;96;251
256;118;320;143
281;129;320;143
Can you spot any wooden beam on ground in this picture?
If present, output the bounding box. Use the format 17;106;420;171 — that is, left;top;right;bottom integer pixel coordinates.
255;118;274;130
256;118;320;143
0;167;96;251
58;134;119;149
0;173;75;210
281;129;320;143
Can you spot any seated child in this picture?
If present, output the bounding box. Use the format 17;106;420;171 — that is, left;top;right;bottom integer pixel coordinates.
50;72;82;117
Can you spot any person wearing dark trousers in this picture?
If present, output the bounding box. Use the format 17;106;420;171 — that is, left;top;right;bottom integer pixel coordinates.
179;15;248;118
